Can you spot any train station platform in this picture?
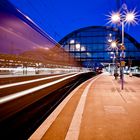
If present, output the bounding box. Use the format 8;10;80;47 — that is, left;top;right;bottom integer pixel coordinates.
29;72;140;140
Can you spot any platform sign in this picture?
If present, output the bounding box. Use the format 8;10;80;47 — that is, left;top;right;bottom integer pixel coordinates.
120;61;125;67
120;45;125;50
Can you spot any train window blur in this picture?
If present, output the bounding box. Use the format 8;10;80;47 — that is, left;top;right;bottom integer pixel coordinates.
0;1;85;75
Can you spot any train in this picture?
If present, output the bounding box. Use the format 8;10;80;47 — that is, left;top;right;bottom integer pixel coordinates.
0;0;86;75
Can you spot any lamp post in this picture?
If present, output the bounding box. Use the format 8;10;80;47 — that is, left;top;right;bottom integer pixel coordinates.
107;3;139;90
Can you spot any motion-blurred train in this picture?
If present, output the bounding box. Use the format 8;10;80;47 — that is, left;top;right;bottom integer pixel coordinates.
0;0;84;75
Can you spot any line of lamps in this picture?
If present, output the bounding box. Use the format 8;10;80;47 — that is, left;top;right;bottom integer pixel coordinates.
107;3;139;90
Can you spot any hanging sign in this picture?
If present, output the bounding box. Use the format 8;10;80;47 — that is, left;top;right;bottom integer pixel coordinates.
120;61;125;67
120;45;125;50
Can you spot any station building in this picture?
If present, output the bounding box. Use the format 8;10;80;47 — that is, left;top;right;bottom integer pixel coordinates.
59;26;140;68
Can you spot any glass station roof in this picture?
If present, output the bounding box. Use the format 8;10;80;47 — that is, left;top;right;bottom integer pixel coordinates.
59;26;140;67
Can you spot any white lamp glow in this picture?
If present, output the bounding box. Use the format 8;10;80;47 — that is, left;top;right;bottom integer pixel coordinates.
70;40;75;44
111;13;120;23
126;12;135;22
108;39;112;43
109;33;112;37
81;46;85;51
111;41;117;48
76;44;80;50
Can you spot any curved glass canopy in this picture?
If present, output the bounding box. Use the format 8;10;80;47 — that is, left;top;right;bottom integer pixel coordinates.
59;26;140;68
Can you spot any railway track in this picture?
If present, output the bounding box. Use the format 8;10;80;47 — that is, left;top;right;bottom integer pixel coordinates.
0;74;58;85
0;72;95;140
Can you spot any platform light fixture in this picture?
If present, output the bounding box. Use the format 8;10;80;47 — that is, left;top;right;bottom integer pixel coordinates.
111;12;121;23
70;40;75;44
107;3;139;90
81;46;86;51
76;43;80;51
111;41;117;48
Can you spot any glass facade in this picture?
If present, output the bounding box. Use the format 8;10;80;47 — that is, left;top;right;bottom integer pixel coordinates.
59;26;140;68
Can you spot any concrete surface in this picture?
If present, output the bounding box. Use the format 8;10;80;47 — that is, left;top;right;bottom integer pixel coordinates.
30;73;140;140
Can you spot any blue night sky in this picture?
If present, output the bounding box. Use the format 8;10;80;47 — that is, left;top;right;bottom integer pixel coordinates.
9;0;140;43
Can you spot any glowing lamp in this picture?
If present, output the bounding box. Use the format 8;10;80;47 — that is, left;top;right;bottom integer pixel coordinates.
111;13;120;23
